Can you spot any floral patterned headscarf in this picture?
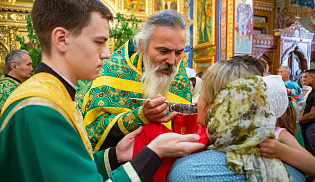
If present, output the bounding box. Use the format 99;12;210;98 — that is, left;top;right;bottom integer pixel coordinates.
206;76;292;182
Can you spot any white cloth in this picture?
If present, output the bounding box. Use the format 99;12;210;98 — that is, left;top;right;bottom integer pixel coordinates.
262;75;288;118
296;85;312;120
185;68;196;78
302;85;312;92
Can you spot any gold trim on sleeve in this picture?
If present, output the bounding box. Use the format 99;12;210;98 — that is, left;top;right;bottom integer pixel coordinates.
118;116;131;135
0;97;73;133
84;107;131;126
123;162;141;182
94;113;124;152
138;106;150;125
104;148;112;178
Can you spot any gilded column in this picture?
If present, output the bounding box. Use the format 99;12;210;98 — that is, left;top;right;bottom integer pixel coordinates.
0;27;9;63
226;0;233;59
9;27;17;51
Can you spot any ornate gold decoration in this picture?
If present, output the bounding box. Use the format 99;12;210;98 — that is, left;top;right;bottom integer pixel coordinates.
227;0;233;59
274;20;314;39
253;1;273;12
252;34;277;48
100;0;118;15
124;0;147;14
182;52;189;67
220;0;227;60
0;0;193;63
252;34;277;74
9;27;16;50
0;2;32;63
0;43;9;64
192;56;214;73
253;0;275;35
193;46;216;59
0;26;19;63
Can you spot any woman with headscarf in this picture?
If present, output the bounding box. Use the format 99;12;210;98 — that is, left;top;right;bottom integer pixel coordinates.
189;77;202;105
168;60;304;181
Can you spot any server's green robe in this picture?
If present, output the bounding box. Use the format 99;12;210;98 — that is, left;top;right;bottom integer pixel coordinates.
0;68;144;182
80;39;192;151
0;75;20;112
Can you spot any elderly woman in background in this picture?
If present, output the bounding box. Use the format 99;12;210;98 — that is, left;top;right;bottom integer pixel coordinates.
189;77;202;105
168;60;305;181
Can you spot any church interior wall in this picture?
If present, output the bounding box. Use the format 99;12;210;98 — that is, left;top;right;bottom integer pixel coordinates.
3;0;315;73
275;0;315;69
0;0;195;66
0;1;32;71
253;0;274;35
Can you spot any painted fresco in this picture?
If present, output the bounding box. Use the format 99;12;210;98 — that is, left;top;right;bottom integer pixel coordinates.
192;0;216;72
234;0;253;54
291;0;314;9
196;0;213;45
154;0;177;11
276;0;315;34
124;0;146;12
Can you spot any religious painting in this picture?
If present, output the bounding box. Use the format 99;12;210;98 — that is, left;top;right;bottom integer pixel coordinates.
276;7;294;29
124;0;146;13
193;0;215;48
154;0;178;11
234;0;253;54
291;0;314;9
276;0;315;31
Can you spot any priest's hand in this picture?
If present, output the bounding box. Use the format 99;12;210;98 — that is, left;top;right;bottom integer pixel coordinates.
116;127;143;163
143;94;177;123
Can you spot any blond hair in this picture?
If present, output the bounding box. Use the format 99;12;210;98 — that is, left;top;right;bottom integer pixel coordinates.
201;60;255;106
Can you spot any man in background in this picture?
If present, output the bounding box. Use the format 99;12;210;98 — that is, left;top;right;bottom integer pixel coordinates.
278;65;303;102
0;49;32;112
300;69;315;156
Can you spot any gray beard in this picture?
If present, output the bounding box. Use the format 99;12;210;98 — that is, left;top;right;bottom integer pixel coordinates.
141;54;177;99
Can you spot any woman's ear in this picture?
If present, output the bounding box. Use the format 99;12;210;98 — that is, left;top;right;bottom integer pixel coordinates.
51;27;69;52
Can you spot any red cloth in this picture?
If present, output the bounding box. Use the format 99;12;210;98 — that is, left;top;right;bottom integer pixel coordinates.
194;125;209;153
133;123;209;182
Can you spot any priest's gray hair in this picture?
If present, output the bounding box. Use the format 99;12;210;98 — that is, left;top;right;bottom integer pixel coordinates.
5;49;29;71
133;9;188;52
